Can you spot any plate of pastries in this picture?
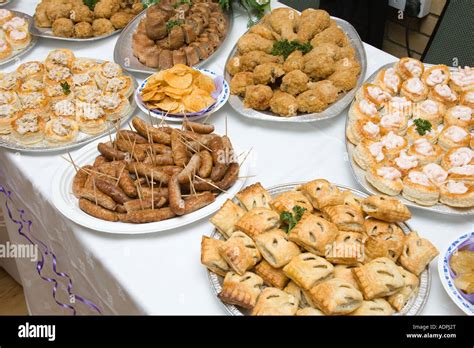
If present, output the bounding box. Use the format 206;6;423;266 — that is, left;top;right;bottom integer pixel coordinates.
0;10;37;66
201;179;439;315
31;0;143;40
115;0;230;73
225;8;366;122
0;48;137;152
346;59;474;215
52;117;249;234
438;232;474;315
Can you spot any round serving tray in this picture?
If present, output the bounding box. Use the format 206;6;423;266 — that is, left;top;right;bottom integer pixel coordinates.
0;0;13;7
0;11;38;67
224;16;367;123
207;181;431;316
0;60;138;153
345;62;474;216
114;6;233;74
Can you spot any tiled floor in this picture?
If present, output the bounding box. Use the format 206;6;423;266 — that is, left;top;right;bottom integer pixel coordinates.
0;267;27;315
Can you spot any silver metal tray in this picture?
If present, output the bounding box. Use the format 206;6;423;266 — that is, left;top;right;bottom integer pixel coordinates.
208;182;431;316
0;11;38;67
345;62;474;216
224;16;367;123
0;0;12;7
114;6;233;74
0;60;138;153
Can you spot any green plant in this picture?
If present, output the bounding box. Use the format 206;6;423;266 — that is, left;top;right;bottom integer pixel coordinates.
83;0;99;11
280;205;307;233
220;0;271;26
271;40;313;59
413;118;432;136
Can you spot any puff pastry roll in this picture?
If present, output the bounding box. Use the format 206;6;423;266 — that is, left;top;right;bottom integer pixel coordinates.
283;253;334;290
341;190;364;214
288;213;338;256
255;229;301;268
218;232;261;275
333;264;361;290
200;236;230;277
321;204;365;233
399;232;439;275
210;199;246;237
325;231;365;265
309;279;363;315
235;208;280;240
350;298;394;316
283;281;315;308
361;195;411;222
353;257;405;299
251;287;298;316
298;179;344;209
219;271;263;309
235;182;272;210
296;307;325;316
364;231;404;263
364;218;403;237
255;260;290;289
387;267;419;311
269;190;314;214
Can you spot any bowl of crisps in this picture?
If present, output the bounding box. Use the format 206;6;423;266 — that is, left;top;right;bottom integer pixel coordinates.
136;65;229;122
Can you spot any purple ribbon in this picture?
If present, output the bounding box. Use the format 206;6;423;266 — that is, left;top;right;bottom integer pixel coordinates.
0;184;102;315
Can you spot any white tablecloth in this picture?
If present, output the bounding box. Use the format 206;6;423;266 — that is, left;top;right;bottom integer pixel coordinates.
0;0;470;315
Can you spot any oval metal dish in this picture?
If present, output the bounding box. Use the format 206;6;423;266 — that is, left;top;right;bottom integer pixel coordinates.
224;16;367;123
208;182;431;316
0;0;12;7
0;11;38;67
29;20;121;42
114;6;233;74
0;59;138;153
345;62;474;216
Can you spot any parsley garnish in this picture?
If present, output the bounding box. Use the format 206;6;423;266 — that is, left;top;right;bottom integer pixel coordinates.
173;0;191;8
166;19;183;32
83;0;99;11
271;40;312;59
413;118;432;136
280;205;307;233
60;81;71;95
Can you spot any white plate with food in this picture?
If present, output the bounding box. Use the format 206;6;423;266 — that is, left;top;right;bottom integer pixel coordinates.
346;61;474;215
225;8;366;122
114;0;232;74
0;10;38;67
0;0;13;8
135;66;229;122
52;118;250;234
438;231;474;315
202;180;436;316
0;49;138;153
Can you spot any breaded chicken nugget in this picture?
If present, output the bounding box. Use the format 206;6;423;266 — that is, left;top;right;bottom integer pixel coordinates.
296;89;328;113
268;8;299;41
311;25;349;47
34;1;52;28
237;33;274;54
283;50;304;73
74;21;93;38
270;91;298;117
230;72;253;96
303;54;335;79
52;18;74;37
46;0;72;21
244;85;273;111
253;63;285;85
70;4;94;23
239;51;283;72
249;23;279;41
226;56;242;76
328;69;359;91
296;9;331;43
307;80;339;104
281;70;309;96
110;11;134;29
92;18;115;36
94;0;120;19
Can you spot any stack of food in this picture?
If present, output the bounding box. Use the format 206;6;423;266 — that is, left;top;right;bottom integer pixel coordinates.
139;64;217;114
72;117;240;223
226;8;360;117
34;0;143;38
0;49;133;146
201;179;439;315
0;10;31;60
347;58;474;208
132;0;228;69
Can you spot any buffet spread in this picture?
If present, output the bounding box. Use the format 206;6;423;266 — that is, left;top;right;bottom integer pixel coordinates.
0;0;472;316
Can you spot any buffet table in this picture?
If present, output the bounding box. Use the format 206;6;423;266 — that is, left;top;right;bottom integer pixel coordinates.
0;0;470;315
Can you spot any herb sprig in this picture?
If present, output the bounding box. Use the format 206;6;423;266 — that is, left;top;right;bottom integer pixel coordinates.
173;0;191;8
83;0;99;11
219;0;270;27
413;118;432;136
271;40;313;59
60;81;71;95
280;205;307;233
166;19;183;33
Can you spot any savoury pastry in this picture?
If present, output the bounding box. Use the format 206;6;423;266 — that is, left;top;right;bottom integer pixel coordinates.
385;96;412;118
460;90;474;109
18;79;45;94
379;111;408;135
444;105;472;129
200;236;230;277
333;264;361;289
44;65;72;86
340;190;364;214
255;229;300;268
0;72;19;91
297;179;343;209
449;66;474;93
395;57;424;80
283;281;315;308
10;111;45;145
406;124;439;145
296;307;325;316
348;98;380;123
408;137;444;166
251;287;298;316
353;257;405;299
283;253;334;290
269;190;313;214
321;204;365;233
235;182;272;211
5;29;30;50
52;98;76;119
0;38;12;60
393;150;419;176
104;76;133;97
387;266;419;311
364;231;404;263
356;83;391;109
448;164;474;184
399;232;439;276
402;170;440;206
347;118;381;144
353;139;386;170
16;61;44;83
94;61;123;89
375;67;402;95
0;9;13;26
219;271;263;309
438;125;470;150
44;117;79;145
325;231;365;265
412;99;446;126
71;73;96;90
380;131;407;159
45;49;75;70
71;58;98;75
361;195;411;222
429;83;458;107
422;162;448;187
308;279;363;315
400;77;428;102
235;207;280;240
255;260;290;289
18;91;50;117
210;199;246;238
288;213;338;256
366;165;403;196
75;100;107;135
99;93;130;121
0;105;18;134
439;180;474;207
440;147;474;170
422;64;450;87
350;298;394;316
364;218;403;238
218;231;261;275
